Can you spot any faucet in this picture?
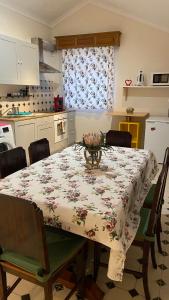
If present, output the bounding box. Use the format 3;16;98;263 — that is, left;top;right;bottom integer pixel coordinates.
0;106;19;116
11;106;19;115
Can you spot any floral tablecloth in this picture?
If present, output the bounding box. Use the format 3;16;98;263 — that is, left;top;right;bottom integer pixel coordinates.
0;146;158;281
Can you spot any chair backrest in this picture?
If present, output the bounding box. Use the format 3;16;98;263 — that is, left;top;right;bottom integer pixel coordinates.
28;138;50;164
106;130;132;148
163;147;169;168
0;194;49;273
161;147;169;199
146;164;168;237
0;147;27;179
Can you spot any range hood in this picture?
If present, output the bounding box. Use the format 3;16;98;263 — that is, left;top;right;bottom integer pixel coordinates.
31;37;61;74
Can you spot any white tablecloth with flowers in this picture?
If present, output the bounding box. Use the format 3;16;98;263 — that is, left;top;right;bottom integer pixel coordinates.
0;146;158;281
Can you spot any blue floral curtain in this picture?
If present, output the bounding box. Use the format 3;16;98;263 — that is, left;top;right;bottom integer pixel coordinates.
62;46;115;110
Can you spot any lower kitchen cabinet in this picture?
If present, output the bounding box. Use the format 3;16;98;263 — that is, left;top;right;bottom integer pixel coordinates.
1;112;74;163
36;116;55;154
14;120;36;161
7;117;55;163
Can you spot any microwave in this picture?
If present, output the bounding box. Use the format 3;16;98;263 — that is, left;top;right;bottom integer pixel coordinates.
151;72;169;85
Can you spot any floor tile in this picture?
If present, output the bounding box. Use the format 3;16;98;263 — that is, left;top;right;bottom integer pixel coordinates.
128;288;139;297
115;273;136;291
12;279;35;296
103;287;134;300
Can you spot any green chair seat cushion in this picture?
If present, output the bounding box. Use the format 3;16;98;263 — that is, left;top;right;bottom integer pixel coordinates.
135;208;155;242
0;228;85;283
144;184;156;208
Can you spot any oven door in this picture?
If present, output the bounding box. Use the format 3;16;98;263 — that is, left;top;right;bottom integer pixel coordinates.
54;118;68;143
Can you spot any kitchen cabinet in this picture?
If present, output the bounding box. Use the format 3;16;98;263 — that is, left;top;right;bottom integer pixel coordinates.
0;112;74;162
14;119;36;161
0;34;39;85
36;116;55;153
119;121;141;148
18;42;39;85
0;36;18;84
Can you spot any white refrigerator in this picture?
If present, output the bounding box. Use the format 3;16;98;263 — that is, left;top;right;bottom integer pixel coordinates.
144;116;169;163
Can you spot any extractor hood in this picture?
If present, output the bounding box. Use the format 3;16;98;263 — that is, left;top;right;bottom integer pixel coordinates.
31;37;61;74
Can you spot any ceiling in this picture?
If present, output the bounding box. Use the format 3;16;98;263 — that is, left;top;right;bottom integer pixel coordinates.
0;0;169;32
0;0;86;26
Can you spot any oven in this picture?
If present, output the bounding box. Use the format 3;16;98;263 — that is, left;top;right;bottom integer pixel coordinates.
54;113;68;143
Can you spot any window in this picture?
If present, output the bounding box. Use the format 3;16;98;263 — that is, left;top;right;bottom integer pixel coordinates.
62;46;115;111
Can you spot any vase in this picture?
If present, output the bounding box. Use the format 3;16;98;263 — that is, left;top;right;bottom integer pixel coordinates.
84;148;102;169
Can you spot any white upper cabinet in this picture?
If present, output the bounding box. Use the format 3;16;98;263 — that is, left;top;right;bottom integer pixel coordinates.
18;43;39;85
0;35;39;85
0;36;18;84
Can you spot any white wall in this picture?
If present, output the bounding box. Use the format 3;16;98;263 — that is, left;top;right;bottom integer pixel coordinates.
0;5;51;41
52;3;169;140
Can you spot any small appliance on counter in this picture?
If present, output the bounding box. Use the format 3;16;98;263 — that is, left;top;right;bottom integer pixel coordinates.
151;72;169;86
54;95;64;112
136;70;144;86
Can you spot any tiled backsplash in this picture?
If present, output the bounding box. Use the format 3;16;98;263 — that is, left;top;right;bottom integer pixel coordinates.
0;80;58;113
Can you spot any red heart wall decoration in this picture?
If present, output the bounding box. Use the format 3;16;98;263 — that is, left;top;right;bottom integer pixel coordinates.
125;80;132;86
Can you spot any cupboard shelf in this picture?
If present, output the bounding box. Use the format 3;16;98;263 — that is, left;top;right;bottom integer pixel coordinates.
119;121;141;149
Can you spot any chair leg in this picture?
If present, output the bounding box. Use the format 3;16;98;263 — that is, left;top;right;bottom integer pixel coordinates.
76;244;87;300
94;242;100;281
44;284;53;300
0;266;7;300
150;242;157;269
159;218;162;233
142;241;151;300
156;219;163;254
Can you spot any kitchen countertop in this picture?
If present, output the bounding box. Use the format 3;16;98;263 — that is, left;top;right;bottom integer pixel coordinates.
0;111;71;122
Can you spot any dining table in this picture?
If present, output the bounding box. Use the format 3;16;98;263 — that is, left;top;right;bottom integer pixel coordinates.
0;145;158;282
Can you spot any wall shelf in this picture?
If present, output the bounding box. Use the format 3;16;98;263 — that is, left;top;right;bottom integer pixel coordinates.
123;85;169;101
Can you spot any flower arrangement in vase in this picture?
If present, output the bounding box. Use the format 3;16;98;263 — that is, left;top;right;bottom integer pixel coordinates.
76;132;110;169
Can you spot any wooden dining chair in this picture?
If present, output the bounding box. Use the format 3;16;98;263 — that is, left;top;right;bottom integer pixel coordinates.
126;164;168;300
0;194;87;300
106;130;132;148
28;138;50;164
93;165;167;300
0;147;27;179
143;147;169;254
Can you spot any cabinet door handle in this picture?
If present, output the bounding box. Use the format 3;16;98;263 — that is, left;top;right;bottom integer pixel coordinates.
151;127;156;131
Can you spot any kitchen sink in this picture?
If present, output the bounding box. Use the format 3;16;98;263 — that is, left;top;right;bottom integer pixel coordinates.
0;115;30;118
0;112;33;118
0;112;54;118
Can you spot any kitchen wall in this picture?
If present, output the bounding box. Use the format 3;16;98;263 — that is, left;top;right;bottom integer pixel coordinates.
1;3;169;141
0;5;50;41
52;2;169;141
0;4;62;113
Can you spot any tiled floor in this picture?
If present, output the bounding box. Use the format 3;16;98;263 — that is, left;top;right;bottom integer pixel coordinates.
6;169;169;300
